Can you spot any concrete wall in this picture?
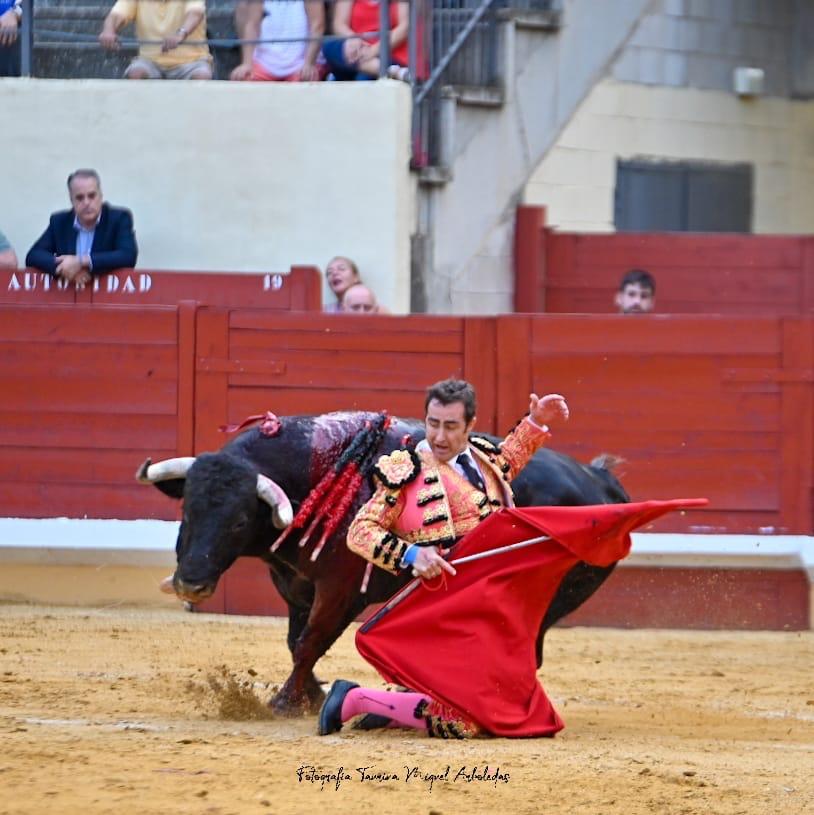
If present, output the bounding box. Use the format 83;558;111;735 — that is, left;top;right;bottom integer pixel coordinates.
523;0;814;233
523;79;814;233
0;79;414;313
613;0;796;96
419;0;654;314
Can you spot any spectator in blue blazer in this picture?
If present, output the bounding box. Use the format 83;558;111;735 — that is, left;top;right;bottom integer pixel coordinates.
0;0;22;77
26;169;138;288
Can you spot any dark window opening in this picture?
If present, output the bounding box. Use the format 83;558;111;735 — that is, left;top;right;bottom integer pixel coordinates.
615;160;753;233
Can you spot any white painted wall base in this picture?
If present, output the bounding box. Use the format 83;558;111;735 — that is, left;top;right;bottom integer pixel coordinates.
1;518;811;622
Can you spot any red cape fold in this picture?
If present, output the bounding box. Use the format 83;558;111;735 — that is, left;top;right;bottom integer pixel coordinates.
355;499;708;737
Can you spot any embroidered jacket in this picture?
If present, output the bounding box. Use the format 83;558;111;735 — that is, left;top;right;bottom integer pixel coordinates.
346;418;550;574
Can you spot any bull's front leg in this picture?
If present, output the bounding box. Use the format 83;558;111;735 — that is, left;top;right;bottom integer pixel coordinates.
270;587;365;716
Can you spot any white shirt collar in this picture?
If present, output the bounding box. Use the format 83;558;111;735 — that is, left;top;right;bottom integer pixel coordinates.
415;438;476;466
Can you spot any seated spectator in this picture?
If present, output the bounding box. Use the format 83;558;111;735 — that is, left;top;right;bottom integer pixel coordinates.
26;169;138;287
342;282;385;313
231;0;326;82
615;269;656;314
99;0;213;80
0;0;21;78
0;226;17;267
322;0;409;81
324;255;361;312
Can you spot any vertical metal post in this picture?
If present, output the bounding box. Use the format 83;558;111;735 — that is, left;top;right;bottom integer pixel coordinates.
378;0;390;77
409;0;419;164
20;0;33;77
408;0;417;83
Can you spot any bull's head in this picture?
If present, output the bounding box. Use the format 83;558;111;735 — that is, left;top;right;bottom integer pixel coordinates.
136;453;293;603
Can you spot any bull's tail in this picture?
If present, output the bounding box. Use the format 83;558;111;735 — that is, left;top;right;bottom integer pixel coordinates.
588;453;629;503
590;453;625;471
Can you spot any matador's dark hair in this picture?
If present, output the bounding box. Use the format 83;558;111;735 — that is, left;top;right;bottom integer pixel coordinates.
424;378;477;424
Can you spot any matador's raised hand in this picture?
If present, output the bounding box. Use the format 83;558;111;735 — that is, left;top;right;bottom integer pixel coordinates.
529;393;569;427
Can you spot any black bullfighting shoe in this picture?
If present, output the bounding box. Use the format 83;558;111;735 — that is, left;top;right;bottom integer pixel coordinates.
351;712;393;731
318;679;359;736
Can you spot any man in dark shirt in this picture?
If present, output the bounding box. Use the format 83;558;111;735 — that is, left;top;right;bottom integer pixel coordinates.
26;169;138;287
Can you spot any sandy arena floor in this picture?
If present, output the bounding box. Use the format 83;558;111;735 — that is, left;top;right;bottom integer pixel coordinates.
0;604;811;815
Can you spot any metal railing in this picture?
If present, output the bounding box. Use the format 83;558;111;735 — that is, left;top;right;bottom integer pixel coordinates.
410;0;561;168
16;0;404;79
8;0;561;168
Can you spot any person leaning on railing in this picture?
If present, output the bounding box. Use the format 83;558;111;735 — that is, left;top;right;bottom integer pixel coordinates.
322;0;409;82
98;0;213;80
230;0;326;82
25;169;138;289
0;0;22;78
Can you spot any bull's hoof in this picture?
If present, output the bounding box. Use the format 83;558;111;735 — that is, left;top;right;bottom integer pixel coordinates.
269;697;307;718
318;679;358;736
270;691;324;717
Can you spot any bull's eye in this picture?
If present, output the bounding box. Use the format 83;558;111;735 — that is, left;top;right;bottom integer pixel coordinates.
232;517;249;533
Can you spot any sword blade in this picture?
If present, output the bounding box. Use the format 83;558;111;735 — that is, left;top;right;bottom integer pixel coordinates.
358;577;422;633
449;534;551;566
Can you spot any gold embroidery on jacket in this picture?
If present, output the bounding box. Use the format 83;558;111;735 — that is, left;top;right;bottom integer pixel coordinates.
374;449;420;488
422;507;449;526
416;486;444;506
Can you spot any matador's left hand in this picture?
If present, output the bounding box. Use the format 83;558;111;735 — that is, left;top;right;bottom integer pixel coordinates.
529;393;569;427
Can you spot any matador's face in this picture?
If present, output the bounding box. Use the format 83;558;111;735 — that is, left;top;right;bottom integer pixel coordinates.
424;399;476;464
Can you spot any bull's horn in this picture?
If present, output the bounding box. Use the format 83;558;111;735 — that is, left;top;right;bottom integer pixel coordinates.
159;575;176;594
136;456;196;484
256;474;293;529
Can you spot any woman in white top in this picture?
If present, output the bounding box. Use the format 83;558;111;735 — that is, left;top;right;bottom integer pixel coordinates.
230;0;325;82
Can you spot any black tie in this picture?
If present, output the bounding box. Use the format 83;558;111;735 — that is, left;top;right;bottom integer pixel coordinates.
458;455;485;492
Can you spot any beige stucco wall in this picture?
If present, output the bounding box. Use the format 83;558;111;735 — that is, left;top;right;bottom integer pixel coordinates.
523;78;814;233
0;564;178;608
0;79;413;312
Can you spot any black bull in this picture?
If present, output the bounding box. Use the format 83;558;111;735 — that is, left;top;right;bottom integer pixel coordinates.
137;412;629;714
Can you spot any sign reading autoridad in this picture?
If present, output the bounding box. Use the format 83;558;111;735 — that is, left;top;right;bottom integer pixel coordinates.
1;269;290;305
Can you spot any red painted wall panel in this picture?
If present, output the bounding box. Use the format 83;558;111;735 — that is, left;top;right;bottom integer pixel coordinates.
0;304;182;520
562;567;810;631
2;297;810;627
514;205;814;316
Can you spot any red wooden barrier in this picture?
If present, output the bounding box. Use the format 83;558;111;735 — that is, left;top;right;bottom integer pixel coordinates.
2;307;811;533
562;566;810;631
0;266;321;310
2;304;811;626
0;304;183;520
192;310;486;452
515;205;814;315
515;314;814;535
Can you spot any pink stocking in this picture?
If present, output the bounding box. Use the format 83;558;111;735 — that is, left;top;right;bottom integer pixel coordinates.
341;687;429;731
